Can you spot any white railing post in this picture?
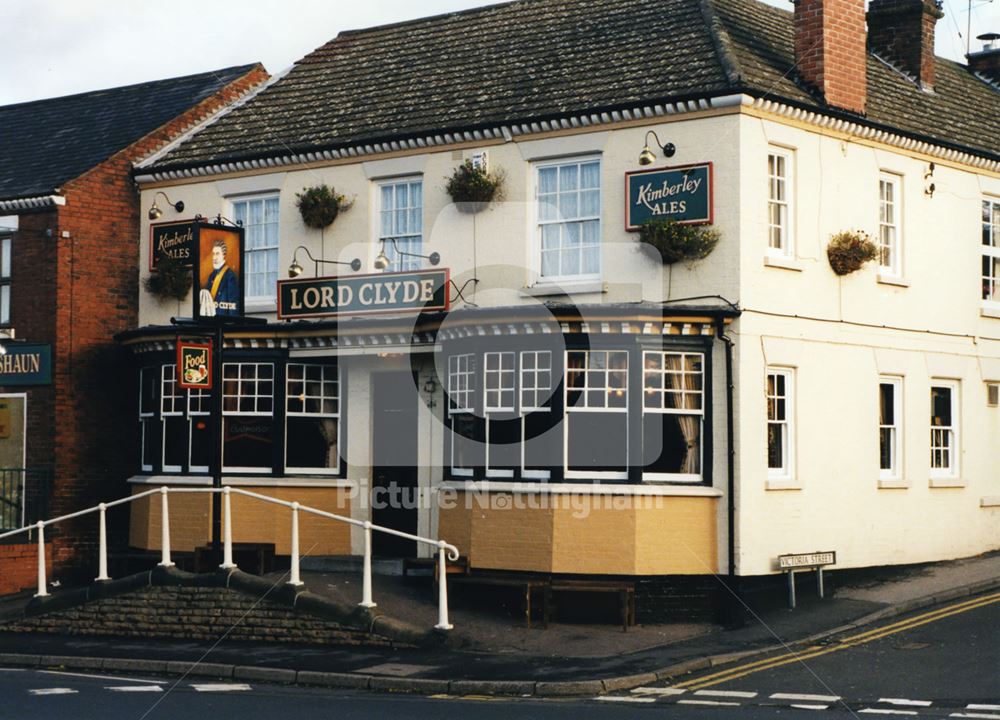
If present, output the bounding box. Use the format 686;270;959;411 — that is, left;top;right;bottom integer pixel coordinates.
359;521;376;608
435;542;453;631
220;487;235;569
158;487;174;568
96;503;109;581
288;502;303;586
34;522;47;598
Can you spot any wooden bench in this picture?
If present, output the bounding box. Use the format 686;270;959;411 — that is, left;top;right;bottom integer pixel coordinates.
194;543;275;575
545;579;636;632
402;555;469;578
451;572;549;628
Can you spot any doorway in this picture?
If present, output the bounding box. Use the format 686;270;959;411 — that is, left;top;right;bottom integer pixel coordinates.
371;371;419;557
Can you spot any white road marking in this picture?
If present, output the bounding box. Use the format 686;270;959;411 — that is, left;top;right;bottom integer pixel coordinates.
772;693;842;703
694;689;758;699
630;687;686;696
29;688;78;695
0;668;25;672
39;670;161;684
968;707;1000;713
791;704;830;711
951;714;1000;720
595;696;656;703
859;710;919;716
106;685;163;693
678;699;742;707
190;683;252;692
879;698;933;707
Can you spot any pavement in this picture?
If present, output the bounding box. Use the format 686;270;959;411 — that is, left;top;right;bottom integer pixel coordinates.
0;550;997;697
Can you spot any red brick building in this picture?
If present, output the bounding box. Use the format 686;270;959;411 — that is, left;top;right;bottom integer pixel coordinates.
0;65;268;592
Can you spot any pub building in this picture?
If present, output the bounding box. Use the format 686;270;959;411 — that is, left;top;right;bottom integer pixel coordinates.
123;0;1000;618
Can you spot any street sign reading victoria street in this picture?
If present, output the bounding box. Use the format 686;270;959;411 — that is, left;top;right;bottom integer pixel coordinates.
277;268;450;320
778;551;837;570
625;162;713;230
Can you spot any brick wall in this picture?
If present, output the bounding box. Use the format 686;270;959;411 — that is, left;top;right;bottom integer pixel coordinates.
5;66;269;570
5;584;388;646
0;542;51;595
794;0;867;114
867;0;944;88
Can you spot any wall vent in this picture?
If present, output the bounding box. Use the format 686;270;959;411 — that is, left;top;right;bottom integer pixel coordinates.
988;382;999;407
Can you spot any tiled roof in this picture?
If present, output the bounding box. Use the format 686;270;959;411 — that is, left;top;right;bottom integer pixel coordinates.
147;0;1000;172
0;65;261;202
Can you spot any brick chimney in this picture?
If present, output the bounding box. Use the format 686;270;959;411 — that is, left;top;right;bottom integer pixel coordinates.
967;33;1000;83
794;0;867;114
867;0;944;89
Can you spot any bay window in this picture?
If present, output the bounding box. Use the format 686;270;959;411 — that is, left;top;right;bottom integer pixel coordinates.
161;365;186;472
285;363;340;473
448;353;478;477
565;350;628;478
222;362;274;472
139;367;157;472
642;351;704;481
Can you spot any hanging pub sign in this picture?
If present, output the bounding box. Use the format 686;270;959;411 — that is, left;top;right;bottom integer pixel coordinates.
149;219;197;271
624;162;713;230
193;224;245;319
0;343;52;386
177;340;212;390
277;268;450;320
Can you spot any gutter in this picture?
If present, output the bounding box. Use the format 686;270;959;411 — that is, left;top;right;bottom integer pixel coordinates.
0;195;66;213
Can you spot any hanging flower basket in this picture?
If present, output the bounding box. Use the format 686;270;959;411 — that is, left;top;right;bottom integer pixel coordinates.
296;184;353;229
639;218;720;265
445;160;505;213
827;230;878;275
144;253;192;301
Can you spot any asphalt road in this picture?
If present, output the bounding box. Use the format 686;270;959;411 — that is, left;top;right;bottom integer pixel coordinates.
2;592;997;719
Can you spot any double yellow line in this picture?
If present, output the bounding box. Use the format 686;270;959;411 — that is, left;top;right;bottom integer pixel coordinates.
675;591;1000;690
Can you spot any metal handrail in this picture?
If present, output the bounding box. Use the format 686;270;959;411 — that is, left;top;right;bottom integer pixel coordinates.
0;486;459;631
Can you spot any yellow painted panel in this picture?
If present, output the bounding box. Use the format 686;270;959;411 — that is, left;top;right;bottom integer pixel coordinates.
437;498;472;560
634;496;718;575
467;495;554;572
552;495;638;574
229;487;352;556
129;488;212;553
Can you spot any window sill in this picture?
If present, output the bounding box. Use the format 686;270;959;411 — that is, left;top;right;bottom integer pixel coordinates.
981;305;1000;319
763;255;803;272
929;476;965;488
980;496;1000;508
128;474;212;486
521;279;605;297
878;477;909;489
441;480;723;497
222;476;353;488
765;477;801;491
877;274;910;288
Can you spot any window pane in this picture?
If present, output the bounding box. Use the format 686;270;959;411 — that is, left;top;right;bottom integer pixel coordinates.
223;417;273;468
931;386;951;426
879;383;894;425
767;424;784;469
567;413;627;472
286;417;339;470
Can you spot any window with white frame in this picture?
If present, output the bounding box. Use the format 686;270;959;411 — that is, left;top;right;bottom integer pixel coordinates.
447;354;477;477
878;174;902;276
139;367;157;472
161;365;186;472
232;195;279;302
766;368;794;478
983;198;1000;305
520;350;555;479
930;381;959;477
188;387;210;473
565;350;628;477
378;179;423;271
767;149;793;255
285;364;340;473
0;233;10;325
222;362;274;471
879;376;902;480
642;351;704;481
537;158;601;280
484;352;516;477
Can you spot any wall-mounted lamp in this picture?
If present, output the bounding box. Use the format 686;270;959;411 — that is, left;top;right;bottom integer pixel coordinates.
373;238;440;271
147;191;185;220
288;245;362;277
638;130;676;166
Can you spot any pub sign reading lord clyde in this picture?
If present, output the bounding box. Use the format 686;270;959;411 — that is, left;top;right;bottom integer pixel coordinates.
625;162;713;230
278;269;449;319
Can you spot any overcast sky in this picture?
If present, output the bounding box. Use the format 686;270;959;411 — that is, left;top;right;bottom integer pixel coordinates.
1;0;997;107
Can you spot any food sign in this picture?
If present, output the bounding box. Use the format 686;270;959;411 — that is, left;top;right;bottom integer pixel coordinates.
177;340;212;390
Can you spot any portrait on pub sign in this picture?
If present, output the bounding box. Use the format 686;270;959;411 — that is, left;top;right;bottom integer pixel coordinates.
194;225;245;318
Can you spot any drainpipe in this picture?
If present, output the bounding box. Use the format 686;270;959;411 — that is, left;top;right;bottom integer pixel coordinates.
715;317;740;625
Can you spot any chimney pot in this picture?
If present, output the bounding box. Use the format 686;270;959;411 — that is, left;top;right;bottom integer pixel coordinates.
968;32;1000;83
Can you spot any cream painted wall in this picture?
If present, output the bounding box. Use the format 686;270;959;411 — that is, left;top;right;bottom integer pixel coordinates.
734;114;1000;575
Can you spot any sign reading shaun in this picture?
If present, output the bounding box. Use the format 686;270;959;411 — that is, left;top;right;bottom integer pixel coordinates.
0;344;52;386
278;269;450;320
193;225;245;318
177;340;212;390
625;162;713;230
149;220;196;271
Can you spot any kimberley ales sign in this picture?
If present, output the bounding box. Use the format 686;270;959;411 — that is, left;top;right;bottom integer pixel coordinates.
149;220;196;271
625;162;713;230
278;269;450;320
